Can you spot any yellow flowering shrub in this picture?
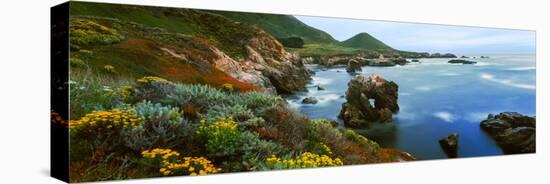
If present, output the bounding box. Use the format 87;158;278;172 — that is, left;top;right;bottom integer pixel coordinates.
137;76;174;86
70;108;142;129
265;152;343;169
304;141;334;156
113;85;136;100
196;117;241;156
142;148;221;176
135;76;176;101
103;65;116;73
220;83;233;92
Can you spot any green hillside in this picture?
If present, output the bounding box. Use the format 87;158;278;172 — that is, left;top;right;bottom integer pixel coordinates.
212;11;338;44
70;1;258;59
340;32;393;50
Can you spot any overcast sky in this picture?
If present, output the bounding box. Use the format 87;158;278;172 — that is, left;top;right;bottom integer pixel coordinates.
295;15;535;55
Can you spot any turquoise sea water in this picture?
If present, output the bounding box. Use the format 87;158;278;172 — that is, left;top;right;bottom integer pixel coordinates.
284;55;536;160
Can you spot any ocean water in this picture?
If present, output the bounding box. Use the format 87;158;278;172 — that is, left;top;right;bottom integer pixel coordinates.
284;55;536;160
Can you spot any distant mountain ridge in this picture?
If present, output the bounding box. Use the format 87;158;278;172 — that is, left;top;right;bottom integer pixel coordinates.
340;32;393;50
210;11;339;44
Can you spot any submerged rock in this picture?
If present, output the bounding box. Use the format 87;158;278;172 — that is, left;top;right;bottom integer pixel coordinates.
448;59;477;64
411;59;420;62
480;112;535;154
339;74;399;128
346;59;362;72
301;97;318;104
439;133;459;158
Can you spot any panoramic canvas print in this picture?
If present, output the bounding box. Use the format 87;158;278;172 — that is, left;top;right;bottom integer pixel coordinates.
51;1;536;182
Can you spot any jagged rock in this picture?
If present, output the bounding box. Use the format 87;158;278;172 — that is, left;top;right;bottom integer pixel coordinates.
316;85;325;91
439;133;459;158
242;29;311;94
169;29;311;96
339;74;399;128
301;97;318;104
480;112;536;154
448;59;477;64
346;59;362;72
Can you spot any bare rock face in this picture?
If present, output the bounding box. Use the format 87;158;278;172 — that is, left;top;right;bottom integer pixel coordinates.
242;29;311;94
439;133;459;158
346;59;362;73
339;74;399;128
480;112;535;154
165;30;311;95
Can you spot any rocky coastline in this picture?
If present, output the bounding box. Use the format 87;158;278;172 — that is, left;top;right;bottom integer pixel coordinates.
480;112;536;154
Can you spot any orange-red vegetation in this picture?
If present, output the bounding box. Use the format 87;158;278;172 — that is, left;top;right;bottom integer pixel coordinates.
94;38;258;92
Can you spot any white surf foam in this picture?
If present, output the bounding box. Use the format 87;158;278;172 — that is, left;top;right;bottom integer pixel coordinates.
480;73;535;90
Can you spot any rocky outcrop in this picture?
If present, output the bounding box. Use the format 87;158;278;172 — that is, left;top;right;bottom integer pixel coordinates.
439;133;459;158
169;29;311;95
241;29;311;94
302;97;318;104
346;59;362;72
448;59;477;64
480;112;535;154
339;75;399;128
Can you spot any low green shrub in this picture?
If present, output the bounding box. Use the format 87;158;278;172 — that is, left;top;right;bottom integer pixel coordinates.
122;101;193;152
134;76;176;102
69;76;121;119
70;57;86;68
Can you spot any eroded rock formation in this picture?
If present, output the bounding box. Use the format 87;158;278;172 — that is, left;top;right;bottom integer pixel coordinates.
339;74;399;128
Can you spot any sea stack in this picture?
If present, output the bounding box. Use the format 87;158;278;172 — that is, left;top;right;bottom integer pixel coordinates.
339;74;399;128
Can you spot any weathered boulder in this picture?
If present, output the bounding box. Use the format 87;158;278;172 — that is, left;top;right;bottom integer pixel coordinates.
448;59;477;64
302;97;318;104
480;112;535;154
339;74;399;128
346;59;362;72
439;133;459;158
